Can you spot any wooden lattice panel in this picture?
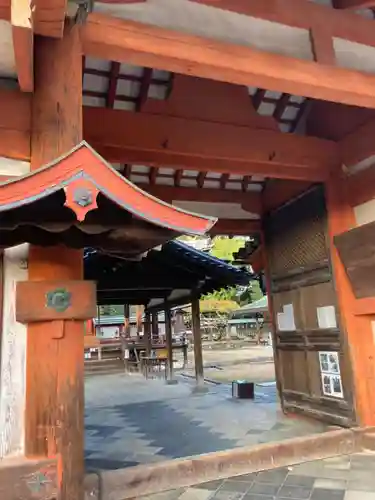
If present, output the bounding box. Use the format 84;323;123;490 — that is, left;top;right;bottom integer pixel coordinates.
265;187;327;277
269;217;327;275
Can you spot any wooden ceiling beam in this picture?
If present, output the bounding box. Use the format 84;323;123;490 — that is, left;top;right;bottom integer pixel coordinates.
190;0;375;47
11;0;33;92
32;0;67;38
83;107;338;182
81;13;375;109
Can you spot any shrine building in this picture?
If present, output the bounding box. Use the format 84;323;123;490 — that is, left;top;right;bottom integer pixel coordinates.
2;0;375;498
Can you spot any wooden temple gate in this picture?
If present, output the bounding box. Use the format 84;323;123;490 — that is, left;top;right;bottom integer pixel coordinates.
3;0;375;498
264;187;355;426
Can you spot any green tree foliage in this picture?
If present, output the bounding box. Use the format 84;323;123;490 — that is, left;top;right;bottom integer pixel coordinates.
210;236;246;260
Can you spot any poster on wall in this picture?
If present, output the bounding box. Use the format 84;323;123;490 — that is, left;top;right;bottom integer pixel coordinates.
319;351;343;399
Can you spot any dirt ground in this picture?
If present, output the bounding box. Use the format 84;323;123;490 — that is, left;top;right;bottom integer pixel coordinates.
185;343;276;384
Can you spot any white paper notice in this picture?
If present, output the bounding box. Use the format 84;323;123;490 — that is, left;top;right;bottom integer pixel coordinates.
277;303;296;331
317;306;337;329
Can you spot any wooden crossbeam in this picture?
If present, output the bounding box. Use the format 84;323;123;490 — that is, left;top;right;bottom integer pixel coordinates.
11;0;33;92
31;0;66;37
190;0;375;48
0;0;67;37
81;13;375;109
83;107;338;182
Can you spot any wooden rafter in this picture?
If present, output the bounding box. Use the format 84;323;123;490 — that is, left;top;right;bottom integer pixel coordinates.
106;61;120;108
197;171;207;188
252;89;266;111
220;173;229;189
83;107;339;181
174;169;183;187
136;67;153;111
309;25;336;65
149;166;158;184
11;0;33;92
82;13;375;109
241;175;251;192
273;94;290;121
33;0;67;38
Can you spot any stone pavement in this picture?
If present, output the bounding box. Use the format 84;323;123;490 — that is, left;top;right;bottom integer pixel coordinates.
139;452;375;500
85;374;328;473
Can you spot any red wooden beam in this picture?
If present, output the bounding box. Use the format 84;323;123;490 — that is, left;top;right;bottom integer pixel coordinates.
11;0;34;92
174;169;183;187
0;89;31;160
106;61;121;108
136;67;153;111
190;0;375;47
81;13;375;109
83;107;338;181
33;0;67;38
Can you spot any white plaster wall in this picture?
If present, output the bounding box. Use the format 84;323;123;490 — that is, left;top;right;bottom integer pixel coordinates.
95;0;313;61
0;244;28;458
354;199;375;227
0;157;30;177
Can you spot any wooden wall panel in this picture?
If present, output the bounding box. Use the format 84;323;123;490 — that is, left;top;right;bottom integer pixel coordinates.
264;186;355;426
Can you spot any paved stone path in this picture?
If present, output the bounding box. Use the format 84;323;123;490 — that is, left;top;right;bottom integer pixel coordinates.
139;453;375;500
85;374;327;472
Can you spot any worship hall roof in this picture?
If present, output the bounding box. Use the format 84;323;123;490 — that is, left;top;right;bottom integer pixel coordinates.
84;240;253;310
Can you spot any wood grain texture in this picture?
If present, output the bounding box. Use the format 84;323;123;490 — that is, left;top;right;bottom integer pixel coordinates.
82;12;375;109
27;24;85;500
83;107;338;181
0;244;28;458
0;89;31;161
16;280;96;323
333;220;375;299
0;456;58;499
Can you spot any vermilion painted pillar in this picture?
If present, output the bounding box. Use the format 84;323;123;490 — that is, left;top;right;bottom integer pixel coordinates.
326;175;375;426
25;25;84;500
